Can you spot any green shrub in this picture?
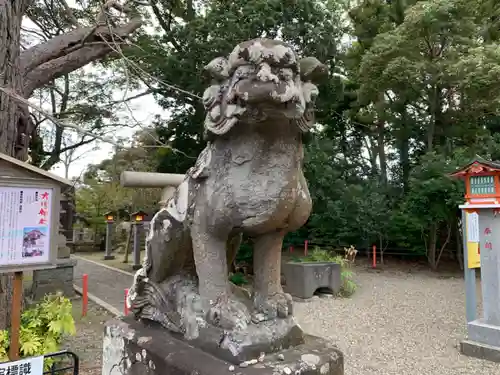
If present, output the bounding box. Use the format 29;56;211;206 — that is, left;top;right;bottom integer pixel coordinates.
0;293;76;365
229;272;248;286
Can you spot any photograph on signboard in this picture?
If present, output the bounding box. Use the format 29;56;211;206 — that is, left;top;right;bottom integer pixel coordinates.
22;227;48;258
0;186;53;268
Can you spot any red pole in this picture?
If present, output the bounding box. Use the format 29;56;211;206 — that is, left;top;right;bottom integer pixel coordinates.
304;240;308;257
124;289;129;316
289;246;293;254
372;245;377;268
82;274;88;317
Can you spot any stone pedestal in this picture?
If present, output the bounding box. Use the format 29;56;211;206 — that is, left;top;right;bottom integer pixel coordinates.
461;208;500;362
282;262;341;299
31;258;76;300
103;317;344;375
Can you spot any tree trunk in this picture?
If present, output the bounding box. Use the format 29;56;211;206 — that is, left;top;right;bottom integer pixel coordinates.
123;224;133;264
363;136;378;177
398;107;410;193
426;85;441;153
400;135;410;192
375;95;387;186
376;119;387;186
427;223;438;270
0;0;25;157
456;220;464;271
0;0;142;330
0;0;28;331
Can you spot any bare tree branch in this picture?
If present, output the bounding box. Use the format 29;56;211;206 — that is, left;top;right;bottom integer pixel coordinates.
21;27;49;41
20;17;142;77
106;89;152;106
59;136;95;154
58;0;80;27
149;0;181;51
23;18;141;96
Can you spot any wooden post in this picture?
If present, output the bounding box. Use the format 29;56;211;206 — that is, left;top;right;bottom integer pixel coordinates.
9;271;23;360
124;289;129;315
372;245;377;269
132;223;141;270
82;274;88;317
123;224;133;264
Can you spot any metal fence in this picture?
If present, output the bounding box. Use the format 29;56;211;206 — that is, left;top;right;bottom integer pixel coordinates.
43;351;79;375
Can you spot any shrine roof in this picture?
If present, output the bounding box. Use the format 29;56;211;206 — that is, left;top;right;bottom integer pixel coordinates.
0;151;72;186
450;155;500;177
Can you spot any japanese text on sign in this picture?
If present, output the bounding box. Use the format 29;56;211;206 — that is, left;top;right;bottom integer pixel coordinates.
0;186;53;268
466;212;479;243
0;356;43;375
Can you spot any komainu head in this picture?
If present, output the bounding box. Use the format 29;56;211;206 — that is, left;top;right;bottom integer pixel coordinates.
202;38;328;138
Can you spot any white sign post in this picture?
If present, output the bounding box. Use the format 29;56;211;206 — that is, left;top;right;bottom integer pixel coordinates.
0;151;71;361
0;187;54;269
0;355;44;375
0;186;58;361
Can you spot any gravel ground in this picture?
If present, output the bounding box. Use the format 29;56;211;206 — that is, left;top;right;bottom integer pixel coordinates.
72;256;500;374
294;266;500;375
64;299;113;375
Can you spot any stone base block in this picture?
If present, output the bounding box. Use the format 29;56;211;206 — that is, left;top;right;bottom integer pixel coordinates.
103;317;344;375
282;262;341;299
31;258;76;300
461;340;500;363
104;255;116;260
468;319;500;347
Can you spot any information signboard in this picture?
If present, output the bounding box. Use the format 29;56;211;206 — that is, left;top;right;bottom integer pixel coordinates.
0;355;44;375
466;211;481;269
0;186;54;268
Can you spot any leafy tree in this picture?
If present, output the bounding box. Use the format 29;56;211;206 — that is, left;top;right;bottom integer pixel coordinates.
128;0;348;174
390;152;466;269
46;0;500;276
77;129;163;224
0;0;143;329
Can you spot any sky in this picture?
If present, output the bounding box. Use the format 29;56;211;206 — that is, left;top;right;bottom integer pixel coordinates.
40;2;354;180
30;0;166;180
49;93;164;180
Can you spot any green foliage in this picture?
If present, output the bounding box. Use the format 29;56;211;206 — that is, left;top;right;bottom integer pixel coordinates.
293;247;357;296
126;0;346;176
73;0;500;271
302;136;388;248
0;330;8;361
77;131;163;224
0;294;75;364
235;238;253;264
229;272;249;286
297;247;339;263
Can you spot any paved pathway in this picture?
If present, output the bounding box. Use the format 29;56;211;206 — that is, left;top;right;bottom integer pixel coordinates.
73;255;133;314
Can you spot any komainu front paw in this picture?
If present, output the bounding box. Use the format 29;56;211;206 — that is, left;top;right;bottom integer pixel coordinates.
207;296;251;331
252;292;293;322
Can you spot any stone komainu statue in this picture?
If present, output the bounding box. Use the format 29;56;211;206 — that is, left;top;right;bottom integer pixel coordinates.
128;38;327;350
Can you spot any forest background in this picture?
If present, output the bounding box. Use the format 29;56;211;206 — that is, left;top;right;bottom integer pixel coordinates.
8;0;500;271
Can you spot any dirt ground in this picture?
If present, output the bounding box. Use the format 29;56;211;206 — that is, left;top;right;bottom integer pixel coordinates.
64;298;114;375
